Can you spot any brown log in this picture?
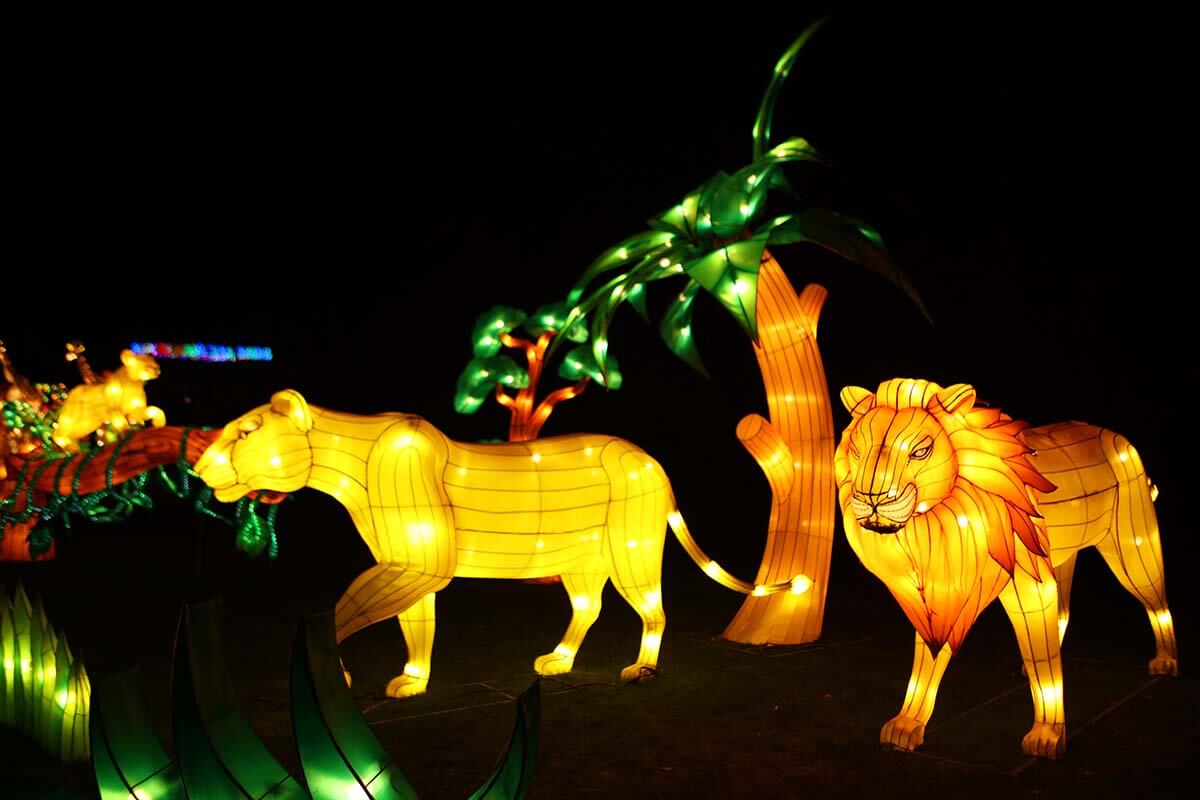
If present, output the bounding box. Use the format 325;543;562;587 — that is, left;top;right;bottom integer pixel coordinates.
1;426;286;503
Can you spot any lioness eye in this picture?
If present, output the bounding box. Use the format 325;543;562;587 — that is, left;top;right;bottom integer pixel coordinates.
911;444;932;460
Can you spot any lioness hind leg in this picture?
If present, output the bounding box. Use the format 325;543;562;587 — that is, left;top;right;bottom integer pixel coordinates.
1000;572;1066;759
609;561;666;683
392;592;438;698
535;570;609;676
881;632;953;752
334;564;450;697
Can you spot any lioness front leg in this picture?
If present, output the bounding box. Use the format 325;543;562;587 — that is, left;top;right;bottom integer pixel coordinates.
881;632;953;751
335;564;450;698
535;570;608;676
1000;571;1066;759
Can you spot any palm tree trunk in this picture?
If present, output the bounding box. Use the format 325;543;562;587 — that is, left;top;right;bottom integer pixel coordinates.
721;252;835;644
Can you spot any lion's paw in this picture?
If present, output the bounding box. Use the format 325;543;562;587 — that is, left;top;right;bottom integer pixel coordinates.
1021;722;1065;759
620;663;657;684
1149;655;1179;677
880;715;926;751
534;652;575;676
385;673;429;699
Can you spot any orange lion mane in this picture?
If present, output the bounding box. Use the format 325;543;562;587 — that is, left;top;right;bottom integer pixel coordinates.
835;379;1057;652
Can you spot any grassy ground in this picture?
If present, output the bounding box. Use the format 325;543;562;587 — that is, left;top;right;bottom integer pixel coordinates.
2;496;1197;799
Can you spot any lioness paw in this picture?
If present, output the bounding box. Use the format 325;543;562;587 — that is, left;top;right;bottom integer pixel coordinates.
385;673;429;699
620;663;657;684
1149;656;1179;677
534;652;575;676
880;715;926;751
1021;722;1065;759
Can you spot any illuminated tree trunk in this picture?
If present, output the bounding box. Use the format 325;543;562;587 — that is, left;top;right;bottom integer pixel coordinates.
495;332;589;442
721;253;835;645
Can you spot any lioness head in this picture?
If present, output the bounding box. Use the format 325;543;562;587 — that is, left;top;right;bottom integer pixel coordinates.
120;349;161;381
194;389;314;501
835;380;976;534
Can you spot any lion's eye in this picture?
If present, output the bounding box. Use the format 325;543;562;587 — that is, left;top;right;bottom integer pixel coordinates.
910;444;932;460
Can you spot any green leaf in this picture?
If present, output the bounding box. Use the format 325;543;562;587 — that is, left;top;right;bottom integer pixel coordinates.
752;17;827;159
682;236;767;338
762;210;929;321
454;356;529;414
472;306;528;357
525;300;588;340
566;231;674;305
659;280;709;377
559;345;622;389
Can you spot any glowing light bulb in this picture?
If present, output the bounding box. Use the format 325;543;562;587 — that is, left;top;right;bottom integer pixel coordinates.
753;585;768;597
394;433;413;448
616;247;628;260
1119;451;1129;462
1157;610;1173;627
403;663;426;679
269;455;282;468
572;596;591;611
627;540;639;549
956;514;969;528
747;173;757;185
644;632;661;650
531;452;542;463
791;575;813;595
659;257;671;267
554;644;575;657
584;446;594;457
704;561;720;578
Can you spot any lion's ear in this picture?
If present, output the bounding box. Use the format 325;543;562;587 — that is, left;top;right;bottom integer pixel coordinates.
840;386;875;417
119;349;137;367
270;389;314;433
934;383;976;415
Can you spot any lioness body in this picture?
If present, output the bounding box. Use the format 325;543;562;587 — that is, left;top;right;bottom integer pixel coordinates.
195;390;782;698
837;379;1176;760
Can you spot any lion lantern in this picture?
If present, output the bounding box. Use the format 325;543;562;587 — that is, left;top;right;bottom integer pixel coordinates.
52;349;165;452
835;378;1177;759
194;390;807;698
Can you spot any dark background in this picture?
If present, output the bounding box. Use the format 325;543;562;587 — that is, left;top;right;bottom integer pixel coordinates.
4;2;1195;690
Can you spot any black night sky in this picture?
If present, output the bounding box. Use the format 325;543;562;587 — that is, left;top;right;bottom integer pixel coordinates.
3;9;1197;794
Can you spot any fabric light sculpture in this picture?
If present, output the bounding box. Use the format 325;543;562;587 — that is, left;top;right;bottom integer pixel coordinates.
92;600;542;799
52;349;166;452
834;378;1178;759
0;582;90;762
560;20;925;646
194;390;806;697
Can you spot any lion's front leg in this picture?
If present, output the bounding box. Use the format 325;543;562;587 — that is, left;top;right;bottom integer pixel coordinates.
999;571;1066;759
881;632;953;752
335;563;450;698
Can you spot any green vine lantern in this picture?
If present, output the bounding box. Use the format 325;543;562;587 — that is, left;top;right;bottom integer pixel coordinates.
1;427;285;561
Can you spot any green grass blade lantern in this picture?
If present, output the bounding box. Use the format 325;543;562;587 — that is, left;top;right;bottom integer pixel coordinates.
0;582;90;763
92;600;543;799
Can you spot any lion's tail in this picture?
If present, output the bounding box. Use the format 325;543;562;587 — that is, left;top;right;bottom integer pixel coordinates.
666;498;811;597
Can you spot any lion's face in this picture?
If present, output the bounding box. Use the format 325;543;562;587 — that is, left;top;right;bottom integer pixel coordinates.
194;389;314;501
840;406;956;533
120;349;161;381
836;382;976;534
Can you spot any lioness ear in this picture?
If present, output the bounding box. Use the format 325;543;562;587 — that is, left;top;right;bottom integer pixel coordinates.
840;386;875;417
934;383;976;415
270;389;314;433
120;348;137;367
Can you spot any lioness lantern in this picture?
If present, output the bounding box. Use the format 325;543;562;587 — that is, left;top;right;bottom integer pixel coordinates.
194;390;807;698
835;379;1177;760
